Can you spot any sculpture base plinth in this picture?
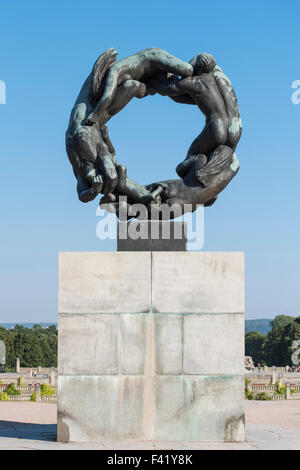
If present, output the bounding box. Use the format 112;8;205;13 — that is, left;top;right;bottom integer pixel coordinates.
117;221;187;251
58;251;245;443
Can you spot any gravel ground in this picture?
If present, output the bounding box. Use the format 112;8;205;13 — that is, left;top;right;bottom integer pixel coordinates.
0;402;57;424
0;401;299;450
245;400;300;430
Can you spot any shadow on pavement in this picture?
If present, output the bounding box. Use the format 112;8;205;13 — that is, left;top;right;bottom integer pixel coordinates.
0;421;57;441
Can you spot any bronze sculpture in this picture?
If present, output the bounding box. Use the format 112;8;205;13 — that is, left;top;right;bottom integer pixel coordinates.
66;48;242;219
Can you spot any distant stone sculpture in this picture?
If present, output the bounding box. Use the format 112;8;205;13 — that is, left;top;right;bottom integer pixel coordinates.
245;356;255;371
66;48;242;219
0;340;6;372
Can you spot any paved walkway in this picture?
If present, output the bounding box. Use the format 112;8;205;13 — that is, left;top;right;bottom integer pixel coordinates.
0;401;299;450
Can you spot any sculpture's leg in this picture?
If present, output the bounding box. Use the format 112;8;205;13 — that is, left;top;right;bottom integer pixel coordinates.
204;196;218;207
176;154;207;179
194;145;234;187
108;80;147;117
187;119;227;158
89;79;147;128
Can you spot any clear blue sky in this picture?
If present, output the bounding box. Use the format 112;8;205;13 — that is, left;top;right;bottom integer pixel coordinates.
0;0;299;322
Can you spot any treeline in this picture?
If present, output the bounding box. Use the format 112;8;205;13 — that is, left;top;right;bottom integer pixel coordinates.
246;315;300;366
0;324;57;369
1;317;299;370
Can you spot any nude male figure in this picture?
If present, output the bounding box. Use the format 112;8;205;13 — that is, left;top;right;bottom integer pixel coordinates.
212;64;242;152
149;53;227;156
84;47;194;128
148;53;242;180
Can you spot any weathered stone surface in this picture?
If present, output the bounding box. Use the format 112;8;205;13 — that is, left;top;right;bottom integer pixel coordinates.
120;314;148;375
154;314;183;375
183;313;244;375
58;252;151;314
154;375;245;442
58;314;119;375
152;252;244;313
58;251;245;443
58;375;146;441
58;374;244;442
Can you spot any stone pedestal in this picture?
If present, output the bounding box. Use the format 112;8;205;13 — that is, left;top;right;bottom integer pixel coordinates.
117;221;187;251
58;251;245;443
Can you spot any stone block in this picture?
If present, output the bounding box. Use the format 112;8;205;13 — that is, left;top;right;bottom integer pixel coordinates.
154;314;183;375
58;251;245;443
183;313;244;375
58;375;146;442
120;314;148;375
58;314;119;375
153;375;245;441
58;252;151;314
152;252;244;314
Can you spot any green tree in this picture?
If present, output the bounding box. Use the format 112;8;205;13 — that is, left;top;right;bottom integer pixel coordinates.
263;316;300;366
270;315;295;330
33;324;44;335
245;331;266;364
40;335;57;367
46;325;57;335
263;327;283;366
14;332;44;367
277;318;300;366
0;325;57;369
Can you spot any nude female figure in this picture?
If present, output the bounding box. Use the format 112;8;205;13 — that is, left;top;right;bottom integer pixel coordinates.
84;47;194;128
66;48;165;203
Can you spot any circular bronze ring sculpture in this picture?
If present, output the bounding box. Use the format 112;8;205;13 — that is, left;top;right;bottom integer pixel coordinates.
66;48;242;220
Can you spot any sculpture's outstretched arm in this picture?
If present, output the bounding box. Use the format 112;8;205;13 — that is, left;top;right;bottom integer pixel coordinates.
147;72;195;104
149;75;183;96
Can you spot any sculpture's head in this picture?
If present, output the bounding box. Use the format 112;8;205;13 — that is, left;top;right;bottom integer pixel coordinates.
190;53;216;75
